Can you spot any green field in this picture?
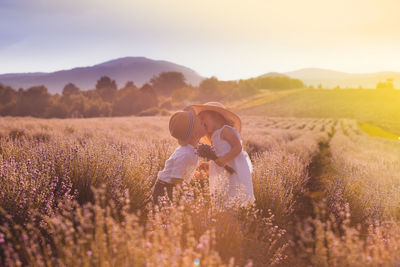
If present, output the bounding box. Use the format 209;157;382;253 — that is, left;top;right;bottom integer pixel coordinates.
239;88;400;136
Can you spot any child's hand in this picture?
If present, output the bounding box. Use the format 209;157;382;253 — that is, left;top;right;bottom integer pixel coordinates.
215;156;228;167
194;171;205;180
198;162;209;173
195;162;209;180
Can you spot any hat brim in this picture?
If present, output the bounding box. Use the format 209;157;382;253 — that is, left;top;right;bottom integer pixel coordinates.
190;104;242;136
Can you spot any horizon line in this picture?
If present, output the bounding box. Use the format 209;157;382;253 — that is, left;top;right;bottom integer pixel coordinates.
1;56;400;79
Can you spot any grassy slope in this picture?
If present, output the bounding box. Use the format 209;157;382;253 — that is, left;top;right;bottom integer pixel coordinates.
227;88;305;110
239;88;400;135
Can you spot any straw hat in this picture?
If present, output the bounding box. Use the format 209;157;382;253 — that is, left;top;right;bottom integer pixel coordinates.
190;102;241;132
169;111;195;141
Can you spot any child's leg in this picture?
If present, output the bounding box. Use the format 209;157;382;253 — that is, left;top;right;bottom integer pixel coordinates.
152;180;174;205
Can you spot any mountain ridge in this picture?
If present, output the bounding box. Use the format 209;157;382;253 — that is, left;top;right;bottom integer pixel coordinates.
2;62;400;93
0;57;203;93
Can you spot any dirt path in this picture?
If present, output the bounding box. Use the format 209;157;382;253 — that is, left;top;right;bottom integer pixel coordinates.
287;126;336;263
297;141;331;220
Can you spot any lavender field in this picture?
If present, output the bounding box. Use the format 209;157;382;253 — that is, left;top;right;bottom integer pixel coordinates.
1;116;400;266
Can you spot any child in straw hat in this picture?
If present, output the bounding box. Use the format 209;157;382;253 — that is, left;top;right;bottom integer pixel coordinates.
152;109;206;205
191;102;255;206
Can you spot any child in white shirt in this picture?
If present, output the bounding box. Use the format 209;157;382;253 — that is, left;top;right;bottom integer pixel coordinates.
152;109;206;205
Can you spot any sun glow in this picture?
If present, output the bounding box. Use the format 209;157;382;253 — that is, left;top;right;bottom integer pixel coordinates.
1;0;400;79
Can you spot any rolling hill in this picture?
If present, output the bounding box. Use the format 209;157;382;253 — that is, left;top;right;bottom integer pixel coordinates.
259;72;289;78
0;57;203;93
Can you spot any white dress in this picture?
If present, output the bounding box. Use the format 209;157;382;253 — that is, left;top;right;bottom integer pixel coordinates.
209;125;255;206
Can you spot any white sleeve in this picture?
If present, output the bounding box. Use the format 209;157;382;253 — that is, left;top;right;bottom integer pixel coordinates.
169;153;198;179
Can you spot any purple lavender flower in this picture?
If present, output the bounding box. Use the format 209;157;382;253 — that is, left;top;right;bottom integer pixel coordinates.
196;143;235;174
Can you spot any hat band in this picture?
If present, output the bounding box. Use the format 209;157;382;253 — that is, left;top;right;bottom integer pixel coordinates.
183;111;194;140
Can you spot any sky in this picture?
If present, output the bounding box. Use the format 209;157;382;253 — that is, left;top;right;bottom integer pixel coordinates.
1;0;400;80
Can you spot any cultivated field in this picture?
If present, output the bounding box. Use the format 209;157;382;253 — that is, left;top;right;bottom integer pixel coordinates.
240;89;400;137
1;115;400;266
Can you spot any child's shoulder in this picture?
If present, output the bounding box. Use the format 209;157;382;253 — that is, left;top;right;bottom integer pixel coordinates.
213;125;235;137
221;124;235;131
175;144;196;153
221;125;240;138
173;145;197;160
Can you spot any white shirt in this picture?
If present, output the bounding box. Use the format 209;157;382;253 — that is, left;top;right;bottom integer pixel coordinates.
157;144;198;183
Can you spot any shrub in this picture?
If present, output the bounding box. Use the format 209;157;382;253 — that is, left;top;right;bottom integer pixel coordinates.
137;107;159;117
159;100;173;110
160;109;170;116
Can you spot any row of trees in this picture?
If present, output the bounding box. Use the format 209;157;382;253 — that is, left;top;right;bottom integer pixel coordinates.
0;72;305;118
308;78;397;90
196;75;304;100
0;77;158;118
376;78;395;90
246;76;304;90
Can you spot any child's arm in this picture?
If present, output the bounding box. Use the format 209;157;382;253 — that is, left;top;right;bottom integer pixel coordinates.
215;127;242;167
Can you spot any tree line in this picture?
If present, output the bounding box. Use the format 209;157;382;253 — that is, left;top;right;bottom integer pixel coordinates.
0;72;304;118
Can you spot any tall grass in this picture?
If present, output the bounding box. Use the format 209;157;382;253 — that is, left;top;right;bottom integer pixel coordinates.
0;116;294;266
327;122;400;221
1;116;399;266
297;202;400;266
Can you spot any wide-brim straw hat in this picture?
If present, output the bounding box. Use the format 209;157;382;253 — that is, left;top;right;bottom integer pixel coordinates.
188;102;241;144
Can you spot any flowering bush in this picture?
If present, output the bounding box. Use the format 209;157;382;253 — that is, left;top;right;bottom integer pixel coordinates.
1;116;399;266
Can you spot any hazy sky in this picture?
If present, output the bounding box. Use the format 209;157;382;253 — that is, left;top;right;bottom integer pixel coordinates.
1;0;400;80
